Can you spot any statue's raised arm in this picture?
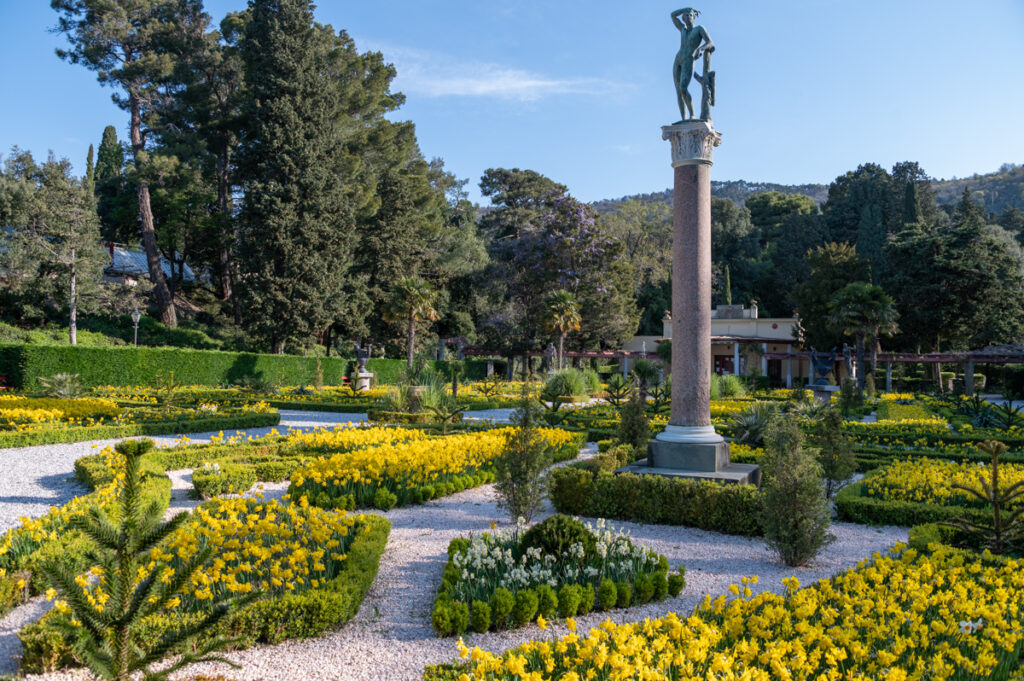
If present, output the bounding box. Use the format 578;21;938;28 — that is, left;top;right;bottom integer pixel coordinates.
671;8;716;122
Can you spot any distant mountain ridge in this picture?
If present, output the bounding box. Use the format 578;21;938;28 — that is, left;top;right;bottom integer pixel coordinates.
592;163;1024;215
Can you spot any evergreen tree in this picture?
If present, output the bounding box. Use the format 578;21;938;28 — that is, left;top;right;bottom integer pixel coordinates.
792;243;870;350
745;190;817;245
886;190;1024;351
235;0;355;353
827;282;899;390
382;277;441;369
0;153;106;343
93;126;135;243
855;203;886;281
52;0;209;327
84;144;95;186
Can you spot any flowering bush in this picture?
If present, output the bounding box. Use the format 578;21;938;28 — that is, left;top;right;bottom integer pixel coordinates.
448;545;1024;681
865;457;1024;510
0;397;120;431
290;427;583;510
433;516;681;636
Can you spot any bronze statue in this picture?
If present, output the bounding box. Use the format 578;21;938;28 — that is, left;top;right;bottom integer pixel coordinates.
671;8;715;122
809;347;838;386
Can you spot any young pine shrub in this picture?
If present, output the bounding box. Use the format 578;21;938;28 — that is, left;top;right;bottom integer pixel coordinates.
512;589;538;627
597;579;617;611
578;584;595;615
811;407;857;499
760;415;835;567
615;581;632;608
494;386;552;523
557;584;582;618
667;566;686;597
603;373;630;408
536;584;558;618
942;440;1024;554
489;588;514;629
40;439;255;681
470;600;491;633
617;389;650;455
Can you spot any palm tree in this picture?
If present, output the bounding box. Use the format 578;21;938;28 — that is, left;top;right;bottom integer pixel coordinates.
631;359;661;405
383;277;441;369
827;282;900;390
544;289;581;370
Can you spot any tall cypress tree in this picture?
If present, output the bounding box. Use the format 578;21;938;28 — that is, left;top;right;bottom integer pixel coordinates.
94;126;123;184
93;126;135;242
236;0;353;353
84;144;94;186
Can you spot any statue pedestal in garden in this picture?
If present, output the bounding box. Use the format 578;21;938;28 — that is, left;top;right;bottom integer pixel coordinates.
355;371;374;392
618;120;759;486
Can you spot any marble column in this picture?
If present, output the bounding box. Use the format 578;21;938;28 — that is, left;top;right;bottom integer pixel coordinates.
657;121;722;445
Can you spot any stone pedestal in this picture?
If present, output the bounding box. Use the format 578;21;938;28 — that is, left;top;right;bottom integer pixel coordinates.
617;120;759;487
810;384;839;404
355;371;374;392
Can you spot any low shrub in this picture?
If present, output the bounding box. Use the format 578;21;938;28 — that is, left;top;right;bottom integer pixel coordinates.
191;462;257;498
432;516;674;635
549;467;763;536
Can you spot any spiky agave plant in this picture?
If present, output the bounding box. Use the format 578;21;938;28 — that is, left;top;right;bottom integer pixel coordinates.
41;439;254;681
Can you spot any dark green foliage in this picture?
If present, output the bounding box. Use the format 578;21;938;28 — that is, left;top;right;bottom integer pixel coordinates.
834;480;994;527
37;439;250;681
536;584;558;619
793;243;870;351
812;407;857;498
372;488;398;511
597;579;617;611
614;581;632;608
431;598;456;637
652;572;669;600
450;601;470;635
470;600;491;634
494;386;552;523
549;467;764;536
557;584;582;618
519;515;596;561
578;584;595;615
235;0;356;352
489;588;514;629
729;401;778;448
760;415;835;567
617;389;650;453
512;589;538;627
633;574;654;604
603;373;630;408
838;378;863;418
667;568;686;597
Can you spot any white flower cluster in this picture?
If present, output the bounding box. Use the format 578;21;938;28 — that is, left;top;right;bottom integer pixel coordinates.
197;403;218;414
201;461;223;475
449;516;660;604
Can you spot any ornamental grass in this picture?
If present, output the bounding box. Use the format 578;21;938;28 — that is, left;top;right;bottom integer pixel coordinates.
453;545;1024;681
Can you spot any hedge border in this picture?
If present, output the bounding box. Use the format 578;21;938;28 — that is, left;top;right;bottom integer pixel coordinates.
0;412;281;449
549;466;763;537
0;343;497;390
834;478;992;527
18;513;391;675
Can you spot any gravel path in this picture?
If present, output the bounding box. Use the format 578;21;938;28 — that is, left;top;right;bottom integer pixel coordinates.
0;410;368;533
16;471;905;681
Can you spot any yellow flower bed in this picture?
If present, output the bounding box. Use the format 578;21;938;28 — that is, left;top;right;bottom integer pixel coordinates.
864;458;1024;509
145;497;356;610
880;393;917;402
0;397;121;432
455;546;1024;681
291;427;578;508
709;400;753;418
843;417;950;436
281;424;426;455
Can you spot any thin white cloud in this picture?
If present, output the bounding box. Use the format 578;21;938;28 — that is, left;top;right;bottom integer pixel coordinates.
372;44;621;102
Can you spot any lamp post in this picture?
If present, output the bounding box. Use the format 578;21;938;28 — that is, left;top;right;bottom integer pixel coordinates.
131;308;141;347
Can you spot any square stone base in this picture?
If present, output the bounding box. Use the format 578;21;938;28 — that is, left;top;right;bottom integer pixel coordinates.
615;439;761;486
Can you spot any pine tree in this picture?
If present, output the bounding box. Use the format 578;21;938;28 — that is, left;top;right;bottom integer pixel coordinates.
236;0;355;353
52;1;210;327
93;126;136;243
41;439;252;681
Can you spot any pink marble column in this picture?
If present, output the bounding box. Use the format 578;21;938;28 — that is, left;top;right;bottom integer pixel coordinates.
671;163;712;428
658;121;722;444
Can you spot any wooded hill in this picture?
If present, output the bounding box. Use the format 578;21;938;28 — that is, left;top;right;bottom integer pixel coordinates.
593;163;1024;215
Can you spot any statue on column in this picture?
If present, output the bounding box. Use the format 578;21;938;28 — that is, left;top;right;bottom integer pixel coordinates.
671;7;715;122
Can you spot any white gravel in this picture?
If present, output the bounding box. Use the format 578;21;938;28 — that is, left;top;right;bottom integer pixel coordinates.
0;410;367;533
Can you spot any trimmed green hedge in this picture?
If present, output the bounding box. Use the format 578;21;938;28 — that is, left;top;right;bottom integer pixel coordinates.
549;467;763;536
0;411;281;449
0;343;496;390
18;514;391;674
834;479;992;527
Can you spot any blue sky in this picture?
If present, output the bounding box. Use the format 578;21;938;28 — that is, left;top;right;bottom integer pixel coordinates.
1;0;1022;203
